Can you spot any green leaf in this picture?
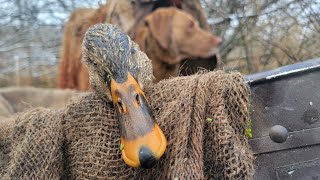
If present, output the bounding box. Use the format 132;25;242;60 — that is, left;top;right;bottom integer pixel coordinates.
120;144;124;151
245;119;253;138
119;48;124;52
246;128;252;138
206;118;213;122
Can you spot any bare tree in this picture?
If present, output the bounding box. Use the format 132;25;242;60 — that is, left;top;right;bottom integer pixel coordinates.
0;0;319;88
0;0;105;87
202;0;320;73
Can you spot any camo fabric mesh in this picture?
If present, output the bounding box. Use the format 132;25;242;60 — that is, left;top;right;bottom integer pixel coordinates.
2;108;64;179
0;71;254;179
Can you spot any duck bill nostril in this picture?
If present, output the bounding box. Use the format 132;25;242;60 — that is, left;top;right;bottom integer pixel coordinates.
139;146;157;169
120;124;167;168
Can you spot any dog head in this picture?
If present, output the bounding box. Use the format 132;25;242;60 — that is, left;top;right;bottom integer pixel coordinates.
144;7;221;64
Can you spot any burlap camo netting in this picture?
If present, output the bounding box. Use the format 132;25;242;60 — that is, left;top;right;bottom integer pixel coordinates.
0;71;255;179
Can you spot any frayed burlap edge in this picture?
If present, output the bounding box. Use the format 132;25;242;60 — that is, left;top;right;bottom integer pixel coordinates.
1;71;255;179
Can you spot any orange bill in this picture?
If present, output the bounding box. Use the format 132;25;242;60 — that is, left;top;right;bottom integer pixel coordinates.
111;72;167;168
121;124;167;168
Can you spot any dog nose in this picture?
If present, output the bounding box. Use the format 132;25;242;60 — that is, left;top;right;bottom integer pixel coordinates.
214;37;222;46
139;146;157;169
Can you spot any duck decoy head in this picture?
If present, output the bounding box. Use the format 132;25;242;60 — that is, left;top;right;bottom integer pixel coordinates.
82;24;166;169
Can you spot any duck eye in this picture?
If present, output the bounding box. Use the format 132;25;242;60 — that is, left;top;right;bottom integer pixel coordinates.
135;94;141;106
105;75;111;85
117;98;124;112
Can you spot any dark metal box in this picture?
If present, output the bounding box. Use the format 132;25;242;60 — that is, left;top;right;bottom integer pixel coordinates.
246;58;320;180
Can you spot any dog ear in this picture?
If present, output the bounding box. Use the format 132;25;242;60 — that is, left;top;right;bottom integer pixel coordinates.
144;9;175;49
134;26;148;51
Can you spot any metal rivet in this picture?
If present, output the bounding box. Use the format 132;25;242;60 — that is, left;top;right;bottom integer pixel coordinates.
269;125;289;143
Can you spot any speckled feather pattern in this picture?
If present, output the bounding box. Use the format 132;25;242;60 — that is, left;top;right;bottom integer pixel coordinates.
82;24;153;101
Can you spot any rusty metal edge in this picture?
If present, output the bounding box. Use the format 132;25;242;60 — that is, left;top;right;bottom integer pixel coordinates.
245;58;320;86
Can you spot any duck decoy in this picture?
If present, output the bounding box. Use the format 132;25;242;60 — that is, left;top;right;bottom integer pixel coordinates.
82;23;167;169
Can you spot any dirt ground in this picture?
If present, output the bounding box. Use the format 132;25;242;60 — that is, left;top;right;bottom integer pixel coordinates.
0;86;81;118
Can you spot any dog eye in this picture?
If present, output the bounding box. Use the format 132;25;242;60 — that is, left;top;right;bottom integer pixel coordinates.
144;20;149;27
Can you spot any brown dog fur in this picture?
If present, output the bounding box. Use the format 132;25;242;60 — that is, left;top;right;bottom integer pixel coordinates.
58;0;135;90
58;3;220;89
134;8;221;82
58;6;107;90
